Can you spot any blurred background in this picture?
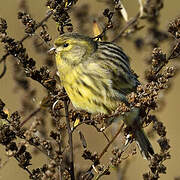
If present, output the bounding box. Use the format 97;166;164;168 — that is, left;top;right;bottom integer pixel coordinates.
0;0;180;179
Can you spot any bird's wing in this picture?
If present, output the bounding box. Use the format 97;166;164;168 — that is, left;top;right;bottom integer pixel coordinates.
85;42;140;96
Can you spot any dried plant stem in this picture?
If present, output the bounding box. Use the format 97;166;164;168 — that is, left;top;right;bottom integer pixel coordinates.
86;123;124;176
0;59;6;78
98;123;124;160
14;156;33;178
168;40;180;60
64;99;75;180
102;131;110;142
112;13;140;43
71;120;93;132
0;10;53;78
58;166;62;180
20;10;53;43
20;107;41;127
155;40;180;76
57;135;63;180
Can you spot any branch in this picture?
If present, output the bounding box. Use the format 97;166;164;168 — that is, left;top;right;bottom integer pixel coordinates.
112;13;140;43
20;107;41;127
0;59;6;78
84;123;124;178
98;123;124;160
155;39;180;76
64;99;75;180
19;10;53;43
0;10;53;78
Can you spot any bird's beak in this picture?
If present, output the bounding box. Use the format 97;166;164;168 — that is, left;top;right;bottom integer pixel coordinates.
48;46;56;54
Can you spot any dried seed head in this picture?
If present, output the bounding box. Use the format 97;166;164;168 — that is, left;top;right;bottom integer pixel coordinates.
168;17;180;39
0;18;7;34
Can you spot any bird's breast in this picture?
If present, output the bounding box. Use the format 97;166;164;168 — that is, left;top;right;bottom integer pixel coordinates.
62;68;118;114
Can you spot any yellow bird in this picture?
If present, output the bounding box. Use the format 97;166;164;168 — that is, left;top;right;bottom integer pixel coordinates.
52;33;154;159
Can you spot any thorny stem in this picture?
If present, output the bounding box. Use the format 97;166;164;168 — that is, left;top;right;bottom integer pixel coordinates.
64;99;75;180
112;13;140;43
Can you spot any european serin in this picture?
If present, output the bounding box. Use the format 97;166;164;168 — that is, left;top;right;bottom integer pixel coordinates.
52;33;154;159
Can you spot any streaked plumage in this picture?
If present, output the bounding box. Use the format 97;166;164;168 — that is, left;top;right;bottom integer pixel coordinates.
53;33;154;159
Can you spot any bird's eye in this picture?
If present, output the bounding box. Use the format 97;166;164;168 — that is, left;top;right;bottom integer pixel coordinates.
63;43;69;48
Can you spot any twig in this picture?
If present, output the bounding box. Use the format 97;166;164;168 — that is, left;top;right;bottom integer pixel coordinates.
0;10;53;78
29;141;54;160
20;107;41;127
112;13;140;43
155;40;180;76
85;123;124;177
13;155;34;179
95;166;110;180
102;131;110;142
167;39;180;60
92;124;110;142
71;120;93;132
19;10;53;43
57;132;63;180
58;166;63;180
0;59;7;78
64;99;75;180
98;123;124;160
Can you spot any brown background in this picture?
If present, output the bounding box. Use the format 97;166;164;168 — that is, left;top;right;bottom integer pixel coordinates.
0;0;180;179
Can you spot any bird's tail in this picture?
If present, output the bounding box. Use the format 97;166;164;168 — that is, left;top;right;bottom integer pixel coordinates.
123;107;154;159
106;107;154;159
134;128;154;159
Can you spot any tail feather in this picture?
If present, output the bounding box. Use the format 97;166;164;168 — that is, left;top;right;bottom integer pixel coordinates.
135;129;154;159
108;107;154;159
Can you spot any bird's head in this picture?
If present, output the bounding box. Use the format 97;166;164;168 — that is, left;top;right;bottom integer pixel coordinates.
53;33;97;68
